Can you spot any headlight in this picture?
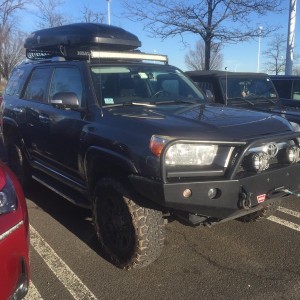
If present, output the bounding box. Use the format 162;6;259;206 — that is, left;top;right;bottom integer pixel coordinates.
150;135;230;171
165;143;218;166
0;173;17;215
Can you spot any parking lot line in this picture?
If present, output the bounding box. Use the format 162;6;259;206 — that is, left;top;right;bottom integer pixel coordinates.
267;216;300;232
24;281;43;300
29;225;98;300
278;206;300;218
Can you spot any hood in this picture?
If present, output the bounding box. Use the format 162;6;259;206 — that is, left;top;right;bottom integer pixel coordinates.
108;103;293;141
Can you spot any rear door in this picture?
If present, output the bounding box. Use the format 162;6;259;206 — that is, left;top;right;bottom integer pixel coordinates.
22;64;87;184
20;66;53;161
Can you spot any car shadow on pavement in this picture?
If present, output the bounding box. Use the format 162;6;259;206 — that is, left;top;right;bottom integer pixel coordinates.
24;181;101;254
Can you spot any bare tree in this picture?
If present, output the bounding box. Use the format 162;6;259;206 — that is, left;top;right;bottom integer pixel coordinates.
123;0;283;70
0;30;25;79
0;0;26;29
0;0;27;80
294;67;300;75
185;41;223;71
263;34;286;75
292;55;300;75
33;0;69;28
81;6;105;23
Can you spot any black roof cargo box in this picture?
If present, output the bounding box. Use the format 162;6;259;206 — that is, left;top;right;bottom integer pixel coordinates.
24;23;141;54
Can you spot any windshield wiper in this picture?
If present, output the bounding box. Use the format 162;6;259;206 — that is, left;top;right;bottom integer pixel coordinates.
154;99;200;105
243;95;277;105
104;101;156;108
254;96;277;104
104;99;202;108
228;97;255;106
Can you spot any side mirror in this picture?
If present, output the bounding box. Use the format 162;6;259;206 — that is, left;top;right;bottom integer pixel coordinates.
50;92;80;109
205;89;215;103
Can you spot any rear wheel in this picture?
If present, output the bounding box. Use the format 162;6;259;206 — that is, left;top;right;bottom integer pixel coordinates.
237;200;280;223
7;139;31;187
92;178;165;269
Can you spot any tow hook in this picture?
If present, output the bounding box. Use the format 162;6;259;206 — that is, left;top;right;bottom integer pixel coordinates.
238;190;251;209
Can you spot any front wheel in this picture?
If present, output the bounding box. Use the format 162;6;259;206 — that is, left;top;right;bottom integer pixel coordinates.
92;178;166;270
237;200;281;223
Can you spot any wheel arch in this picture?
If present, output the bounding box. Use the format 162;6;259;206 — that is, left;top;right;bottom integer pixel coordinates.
84;146;138;193
2;117;22;145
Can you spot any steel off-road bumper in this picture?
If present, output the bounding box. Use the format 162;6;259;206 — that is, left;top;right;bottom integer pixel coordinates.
130;164;300;220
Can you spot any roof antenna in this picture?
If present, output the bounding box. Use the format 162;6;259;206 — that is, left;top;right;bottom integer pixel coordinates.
225;67;228;106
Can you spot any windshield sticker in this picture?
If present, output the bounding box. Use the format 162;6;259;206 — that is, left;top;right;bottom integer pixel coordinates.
104;98;114;104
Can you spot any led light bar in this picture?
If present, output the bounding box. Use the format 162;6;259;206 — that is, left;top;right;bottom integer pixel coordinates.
90;50;168;64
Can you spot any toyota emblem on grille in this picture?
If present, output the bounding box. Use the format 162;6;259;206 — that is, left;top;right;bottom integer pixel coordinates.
266;143;278;157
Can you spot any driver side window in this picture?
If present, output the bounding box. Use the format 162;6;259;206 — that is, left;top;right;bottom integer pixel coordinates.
49;67;83;105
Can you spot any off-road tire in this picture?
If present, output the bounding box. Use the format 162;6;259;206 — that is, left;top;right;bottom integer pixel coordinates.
7;139;31;187
237;200;281;223
92;178;165;270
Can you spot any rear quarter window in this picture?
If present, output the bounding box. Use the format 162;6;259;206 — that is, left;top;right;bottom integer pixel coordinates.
5;68;27;96
23;67;52;103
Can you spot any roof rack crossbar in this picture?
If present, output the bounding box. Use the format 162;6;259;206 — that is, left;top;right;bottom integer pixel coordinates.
90;50;168;64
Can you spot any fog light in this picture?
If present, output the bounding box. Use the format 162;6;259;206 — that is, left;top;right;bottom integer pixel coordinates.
286;146;300;163
252;152;270;172
208;188;217;199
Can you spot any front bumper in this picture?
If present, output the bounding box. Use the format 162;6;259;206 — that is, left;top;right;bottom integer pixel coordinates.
130;163;300;220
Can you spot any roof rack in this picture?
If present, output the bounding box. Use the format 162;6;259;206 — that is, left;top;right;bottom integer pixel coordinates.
24;23;169;64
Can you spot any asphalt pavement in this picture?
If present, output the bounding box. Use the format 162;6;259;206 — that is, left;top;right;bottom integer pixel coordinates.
24;182;300;300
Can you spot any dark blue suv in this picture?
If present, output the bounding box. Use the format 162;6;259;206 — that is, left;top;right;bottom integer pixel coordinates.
3;23;300;270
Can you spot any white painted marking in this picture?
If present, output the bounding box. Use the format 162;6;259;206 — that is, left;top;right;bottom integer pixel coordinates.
267;216;300;232
24;281;43;299
278;206;300;218
29;225;98;300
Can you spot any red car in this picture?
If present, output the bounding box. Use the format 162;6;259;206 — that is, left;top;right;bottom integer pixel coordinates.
0;161;29;299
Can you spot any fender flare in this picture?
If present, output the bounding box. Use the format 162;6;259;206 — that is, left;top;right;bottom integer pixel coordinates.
84;146;138;182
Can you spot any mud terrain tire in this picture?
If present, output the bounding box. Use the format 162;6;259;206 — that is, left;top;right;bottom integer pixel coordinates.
93;178;165;269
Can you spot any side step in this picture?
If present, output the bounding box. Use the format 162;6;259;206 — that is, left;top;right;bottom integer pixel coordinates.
32;173;92;210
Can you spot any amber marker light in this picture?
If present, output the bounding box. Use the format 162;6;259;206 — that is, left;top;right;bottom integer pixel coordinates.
150;135;170;157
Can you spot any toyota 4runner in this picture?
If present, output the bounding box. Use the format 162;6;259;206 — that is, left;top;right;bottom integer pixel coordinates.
2;23;300;269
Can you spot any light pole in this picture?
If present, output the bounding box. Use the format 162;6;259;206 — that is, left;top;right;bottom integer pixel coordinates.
107;0;111;25
257;25;263;73
285;0;297;75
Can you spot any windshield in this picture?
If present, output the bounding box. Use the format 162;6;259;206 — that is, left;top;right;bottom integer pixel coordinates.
220;77;278;101
90;65;205;106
